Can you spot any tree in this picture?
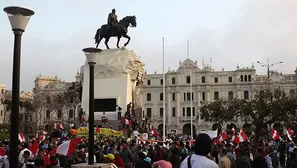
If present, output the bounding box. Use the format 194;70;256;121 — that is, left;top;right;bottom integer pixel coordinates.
200;89;297;154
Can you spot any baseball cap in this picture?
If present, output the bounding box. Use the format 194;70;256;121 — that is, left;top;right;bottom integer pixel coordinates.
104;153;115;160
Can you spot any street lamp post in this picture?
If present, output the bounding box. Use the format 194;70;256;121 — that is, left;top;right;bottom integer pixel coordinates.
3;6;34;168
82;47;102;165
257;59;283;79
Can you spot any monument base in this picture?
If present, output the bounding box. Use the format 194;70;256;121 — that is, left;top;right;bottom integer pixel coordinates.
71;163;112;168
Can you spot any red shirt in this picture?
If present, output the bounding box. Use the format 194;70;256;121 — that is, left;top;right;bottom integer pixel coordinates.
113;156;125;168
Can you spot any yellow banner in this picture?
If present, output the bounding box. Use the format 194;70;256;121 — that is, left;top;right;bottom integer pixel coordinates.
76;127;123;138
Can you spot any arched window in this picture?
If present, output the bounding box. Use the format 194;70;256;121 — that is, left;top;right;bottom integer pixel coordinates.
172;77;176;84
214;92;219;100
244;75;247;82
160;93;163;101
202;92;206;101
147;93;151;101
201;76;206;83
248;75;251;81
244;91;249;100
240;75;243;82
228;91;233;100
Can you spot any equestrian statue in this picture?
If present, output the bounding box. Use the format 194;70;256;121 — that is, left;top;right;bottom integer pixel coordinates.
94;9;137;49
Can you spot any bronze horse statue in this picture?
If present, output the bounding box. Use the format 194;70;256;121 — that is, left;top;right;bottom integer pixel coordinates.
94;16;137;49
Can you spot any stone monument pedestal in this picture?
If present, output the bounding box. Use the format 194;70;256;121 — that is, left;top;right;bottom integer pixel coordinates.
81;48;144;121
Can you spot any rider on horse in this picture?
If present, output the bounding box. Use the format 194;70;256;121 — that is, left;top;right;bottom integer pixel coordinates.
107;9;118;34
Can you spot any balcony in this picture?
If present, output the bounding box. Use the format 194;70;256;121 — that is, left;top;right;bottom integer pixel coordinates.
181;116;196;122
153;116;165;122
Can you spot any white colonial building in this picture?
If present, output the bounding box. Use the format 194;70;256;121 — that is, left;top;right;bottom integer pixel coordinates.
140;58;297;135
0;84;7;124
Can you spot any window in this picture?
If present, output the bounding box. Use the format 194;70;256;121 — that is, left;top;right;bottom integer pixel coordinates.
69;97;74;103
240;75;243;82
201;76;206;83
147;80;151;85
244;91;249;99
229;77;233;83
182;107;185;116
192;93;194;100
184;93;186;101
186;76;191;84
172;107;176;117
214;92;219;100
160;93;163;101
244;75;247;82
214;77;218;83
25;115;28;121
46;110;50;118
186;107;191;116
159;108;163;117
202;92;206;101
57;110;62;118
147;108;152;117
69;109;74;118
172;93;175;101
248;75;251;81
172;77;176;84
46;96;50;104
187;93;191;101
228;91;233;100
160;79;163;85
1;89;3;94
147;93;151;101
0;110;2;116
193;107;195;116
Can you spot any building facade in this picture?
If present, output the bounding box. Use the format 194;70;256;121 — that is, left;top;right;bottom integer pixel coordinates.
33;74;80;132
0;84;7;124
140;59;297;134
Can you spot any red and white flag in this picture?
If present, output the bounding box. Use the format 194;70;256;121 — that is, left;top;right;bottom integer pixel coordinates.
271;129;280;141
18;133;25;143
122;118;131;125
286;129;293;141
54;123;64;130
151;128;159;137
231;128;236;135
288;128;294;136
29;139;39;155
239;129;247;142
56;138;81;156
219;131;228;142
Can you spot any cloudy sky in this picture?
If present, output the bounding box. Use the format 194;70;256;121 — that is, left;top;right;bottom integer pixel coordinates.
0;0;296;91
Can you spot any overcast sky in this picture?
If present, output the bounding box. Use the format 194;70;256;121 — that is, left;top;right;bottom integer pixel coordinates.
0;0;296;91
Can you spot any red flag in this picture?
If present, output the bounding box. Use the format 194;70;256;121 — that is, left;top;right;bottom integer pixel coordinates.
29;139;39;155
288;128;294;136
0;148;6;156
151;128;159;137
122;118;131;125
219;131;228;142
271;129;280;141
56;138;81;156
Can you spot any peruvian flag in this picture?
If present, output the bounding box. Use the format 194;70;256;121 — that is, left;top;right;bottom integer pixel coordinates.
239;129;247;142
219;131;228;142
122;118;131;125
286;129;293;141
18;133;25;143
213;137;220;145
288;128;294;136
39;131;48;142
54;123;64;130
56;138;81;156
29;139;39;155
44;148;57;166
151;128;159;137
271;129;280;141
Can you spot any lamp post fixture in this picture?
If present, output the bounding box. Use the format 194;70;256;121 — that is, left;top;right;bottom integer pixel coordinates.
257;59;283;79
3;6;34;168
82;47;102;165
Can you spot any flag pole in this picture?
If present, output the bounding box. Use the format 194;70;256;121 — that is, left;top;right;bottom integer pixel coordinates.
188;40;193;138
162;37;166;141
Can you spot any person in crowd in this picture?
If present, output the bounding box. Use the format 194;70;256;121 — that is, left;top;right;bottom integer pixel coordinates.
180;142;189;162
265;145;279;168
120;141;133;168
153;151;172;168
34;159;46;168
218;147;232;168
135;152;151;168
225;144;235;166
233;148;252;168
116;105;122;120
18;150;31;168
180;133;219;168
103;153;118;168
101;112;108;124
286;152;297;168
252;148;267;168
114;150;125;168
50;156;63;168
